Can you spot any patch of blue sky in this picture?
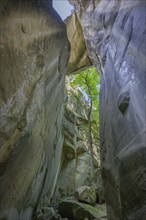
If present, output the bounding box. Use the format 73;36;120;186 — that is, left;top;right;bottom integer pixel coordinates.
53;0;74;20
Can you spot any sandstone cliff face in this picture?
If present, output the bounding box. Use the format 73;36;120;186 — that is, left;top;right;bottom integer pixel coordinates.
69;0;146;220
1;0;146;219
54;76;103;201
65;12;92;74
0;1;70;219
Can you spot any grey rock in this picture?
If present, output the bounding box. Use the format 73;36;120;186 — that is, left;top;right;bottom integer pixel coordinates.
58;199;107;220
75;186;97;205
70;0;146;220
54;77;102;200
0;0;70;219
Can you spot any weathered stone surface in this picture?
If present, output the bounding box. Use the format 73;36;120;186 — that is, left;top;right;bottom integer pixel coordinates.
76;141;88;155
58;199;107;220
54;76;102;200
0;0;70;219
70;0;146;220
1;1;145;220
36;207;55;220
75;186;97;205
65;11;92;74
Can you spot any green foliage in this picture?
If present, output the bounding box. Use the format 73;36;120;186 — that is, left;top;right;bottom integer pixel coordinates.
70;67;100;137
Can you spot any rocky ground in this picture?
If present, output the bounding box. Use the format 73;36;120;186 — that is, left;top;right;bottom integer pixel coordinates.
36;191;107;220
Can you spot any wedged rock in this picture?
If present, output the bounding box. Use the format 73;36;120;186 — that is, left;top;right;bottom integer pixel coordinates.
58;199;107;220
65;11;92;74
75;186;97;205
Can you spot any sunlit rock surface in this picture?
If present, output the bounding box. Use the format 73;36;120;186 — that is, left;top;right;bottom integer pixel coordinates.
65;11;92;74
69;0;146;220
0;0;70;219
54;76;103;202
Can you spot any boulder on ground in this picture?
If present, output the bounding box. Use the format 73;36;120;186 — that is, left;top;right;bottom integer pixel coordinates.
75;186;97;205
58;198;107;220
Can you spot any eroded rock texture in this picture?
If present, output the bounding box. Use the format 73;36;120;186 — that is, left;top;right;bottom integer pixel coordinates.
59;198;107;220
65;11;92;74
0;1;70;219
54;76;103;201
70;0;146;220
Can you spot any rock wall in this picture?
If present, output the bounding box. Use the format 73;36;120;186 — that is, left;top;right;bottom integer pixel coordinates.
54;76;103;201
69;0;146;220
1;0;146;219
0;1;70;219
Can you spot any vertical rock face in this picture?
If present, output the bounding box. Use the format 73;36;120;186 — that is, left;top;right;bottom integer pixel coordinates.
54;76;103;201
0;0;70;219
69;0;146;220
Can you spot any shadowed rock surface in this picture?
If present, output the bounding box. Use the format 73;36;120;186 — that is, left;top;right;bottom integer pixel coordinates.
54;76;103;201
75;186;97;205
0;0;70;219
69;0;146;220
58;198;107;220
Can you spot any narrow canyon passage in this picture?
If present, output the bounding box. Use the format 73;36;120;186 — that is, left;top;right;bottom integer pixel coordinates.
34;67;106;220
0;1;146;220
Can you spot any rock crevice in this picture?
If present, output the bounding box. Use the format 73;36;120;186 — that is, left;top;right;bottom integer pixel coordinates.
0;0;146;220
